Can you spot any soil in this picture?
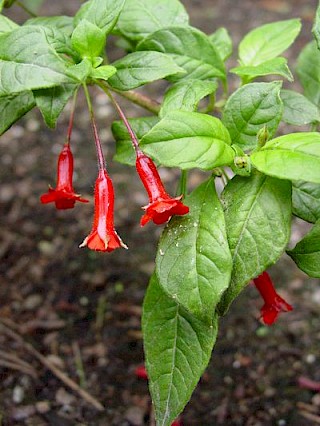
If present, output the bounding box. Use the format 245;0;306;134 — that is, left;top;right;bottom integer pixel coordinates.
1;0;320;425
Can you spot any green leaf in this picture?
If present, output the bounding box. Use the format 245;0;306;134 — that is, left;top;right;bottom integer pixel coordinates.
143;273;218;426
156;178;232;323
24;16;74;36
313;1;320;50
297;41;320;106
91;65;117;81
71;19;105;60
230;57;293;83
218;172;292;314
239;19;301;66
160;79;218;117
140;111;234;170
281;90;320;126
108;51;184;91
0;92;35;135
0;0;4;12
65;59;93;82
0;15;18;34
33;84;77;129
0;26;75;95
292;181;320;223
251;132;320;184
111;116;159;166
222;82;283;151
287;221;320;278
117;0;189;41
209;27;232;61
137;26;226;81
74;0;125;35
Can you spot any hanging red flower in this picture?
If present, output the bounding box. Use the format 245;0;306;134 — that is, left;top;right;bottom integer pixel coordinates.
253;271;293;325
80;168;127;252
40;144;88;209
135;151;189;226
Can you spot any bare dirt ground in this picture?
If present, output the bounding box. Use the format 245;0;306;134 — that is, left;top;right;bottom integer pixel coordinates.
1;0;320;425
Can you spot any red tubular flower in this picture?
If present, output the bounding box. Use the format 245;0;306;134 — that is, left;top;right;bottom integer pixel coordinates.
80;168;127;252
40;144;88;209
134;365;148;380
253;271;293;325
136;151;189;226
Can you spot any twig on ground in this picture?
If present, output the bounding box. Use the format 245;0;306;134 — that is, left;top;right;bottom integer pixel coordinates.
298;410;320;424
0;319;104;412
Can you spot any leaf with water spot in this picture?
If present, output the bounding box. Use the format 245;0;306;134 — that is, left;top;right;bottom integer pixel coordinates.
156;177;232;324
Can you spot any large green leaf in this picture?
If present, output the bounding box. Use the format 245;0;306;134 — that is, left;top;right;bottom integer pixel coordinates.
297;41;320;106
156;178;233;323
71;19;105;60
34;84;78;129
209;27;232;61
231;57;293;83
0;92;35;135
0;15;18;34
251;133;320;183
0;26;75;95
24;16;74;36
143;274;218;426
117;0;189;41
292;181;320;223
218;172;292;314
108;51;184;91
140;111;234;170
222;81;283;151
281;90;320;126
137;26;226;81
160;79;218;117
111;116;159;166
239;19;301;66
74;0;125;35
287;221;320;278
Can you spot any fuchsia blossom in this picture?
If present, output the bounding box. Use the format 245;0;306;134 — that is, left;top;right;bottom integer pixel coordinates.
253;271;293;325
40;144;88;209
136;151;189;226
80;168;127;252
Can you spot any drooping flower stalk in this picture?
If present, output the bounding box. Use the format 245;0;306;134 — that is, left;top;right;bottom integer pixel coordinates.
40;90;89;209
253;271;293;325
81;84;126;252
104;88;189;226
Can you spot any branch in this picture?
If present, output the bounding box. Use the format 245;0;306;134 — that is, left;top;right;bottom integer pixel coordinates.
97;80;160;115
0;319;104;412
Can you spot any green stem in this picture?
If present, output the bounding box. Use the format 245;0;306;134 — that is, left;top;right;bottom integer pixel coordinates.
16;0;37;17
97;80;160;115
177;170;188;197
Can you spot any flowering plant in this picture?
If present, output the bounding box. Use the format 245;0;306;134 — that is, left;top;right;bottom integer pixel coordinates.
1;0;320;423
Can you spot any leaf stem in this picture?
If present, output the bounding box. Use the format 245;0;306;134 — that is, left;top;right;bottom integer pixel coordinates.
83;83;106;170
16;0;37;17
97;80;160;115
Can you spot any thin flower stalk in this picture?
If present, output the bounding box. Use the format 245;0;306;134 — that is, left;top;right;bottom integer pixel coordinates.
102;87;189;226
